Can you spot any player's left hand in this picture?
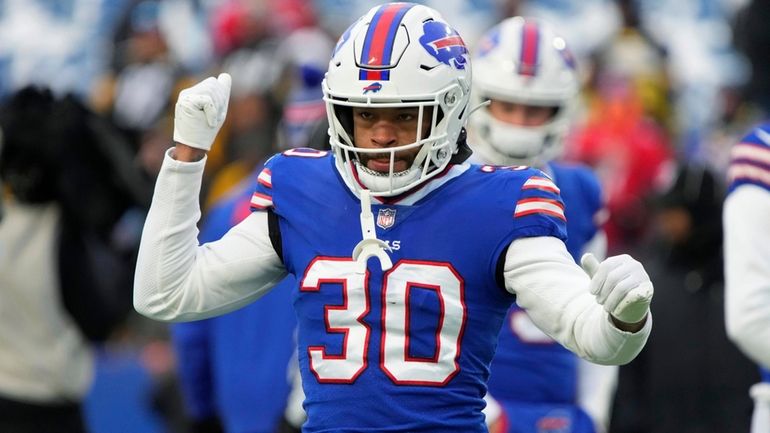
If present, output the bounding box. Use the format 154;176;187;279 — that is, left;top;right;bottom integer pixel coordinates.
581;253;653;325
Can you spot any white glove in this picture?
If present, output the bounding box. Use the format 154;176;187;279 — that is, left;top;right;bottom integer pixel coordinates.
173;73;232;151
581;253;653;324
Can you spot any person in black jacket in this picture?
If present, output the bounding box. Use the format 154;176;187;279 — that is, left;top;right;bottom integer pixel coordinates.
610;161;757;433
0;87;150;433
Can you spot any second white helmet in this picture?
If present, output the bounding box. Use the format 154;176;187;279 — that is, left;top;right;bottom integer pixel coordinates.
469;17;579;167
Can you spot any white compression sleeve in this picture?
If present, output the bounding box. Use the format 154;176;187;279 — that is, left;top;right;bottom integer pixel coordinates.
133;149;287;322
503;236;651;365
724;184;770;370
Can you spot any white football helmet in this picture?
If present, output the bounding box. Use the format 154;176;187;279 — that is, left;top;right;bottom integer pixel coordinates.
323;2;472;197
469;17;579;167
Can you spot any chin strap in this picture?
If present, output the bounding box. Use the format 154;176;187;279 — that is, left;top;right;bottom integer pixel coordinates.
351;189;392;273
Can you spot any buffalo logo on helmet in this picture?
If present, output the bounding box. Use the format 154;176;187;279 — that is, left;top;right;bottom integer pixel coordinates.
333;19;357;57
419;21;468;70
536;411;571;433
554;37;577;70
476;25;501;58
362;82;383;94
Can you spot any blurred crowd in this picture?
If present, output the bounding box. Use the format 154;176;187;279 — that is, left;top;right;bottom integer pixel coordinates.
0;0;768;432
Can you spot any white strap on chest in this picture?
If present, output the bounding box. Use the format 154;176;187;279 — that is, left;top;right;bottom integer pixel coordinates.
351;189;392;273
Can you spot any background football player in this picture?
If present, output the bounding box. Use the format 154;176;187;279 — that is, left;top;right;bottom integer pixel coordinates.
724;121;770;433
468;17;616;433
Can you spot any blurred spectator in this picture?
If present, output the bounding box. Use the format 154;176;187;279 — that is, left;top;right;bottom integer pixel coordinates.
275;27;334;151
567;76;672;254
202;44;282;209
732;0;770;116
203;24;334;208
563;0;673;255
0;0;130;101
210;1;271;58
95;0;183;149
610;161;756;433
635;0;748;158
0;87;150;432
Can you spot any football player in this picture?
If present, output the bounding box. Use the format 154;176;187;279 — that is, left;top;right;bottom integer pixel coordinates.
724;122;770;433
134;3;653;431
468;17;617;433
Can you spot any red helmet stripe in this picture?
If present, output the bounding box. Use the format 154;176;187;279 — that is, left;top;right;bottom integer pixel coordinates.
359;3;413;81
519;20;540;76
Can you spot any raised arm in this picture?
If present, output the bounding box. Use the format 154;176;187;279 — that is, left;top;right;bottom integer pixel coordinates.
503;236;653;365
133;74;288;322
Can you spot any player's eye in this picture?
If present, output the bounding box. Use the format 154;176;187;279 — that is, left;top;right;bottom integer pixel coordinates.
357;110;374;120
396;109;421;122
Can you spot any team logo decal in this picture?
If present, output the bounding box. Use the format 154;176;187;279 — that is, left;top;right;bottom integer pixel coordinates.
536;410;571;433
554;37;577;70
376;208;397;229
333;19;357;56
363;82;382;94
419;21;468;70
476;25;501;58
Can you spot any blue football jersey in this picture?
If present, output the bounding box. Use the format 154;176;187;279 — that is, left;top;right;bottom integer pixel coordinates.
727;122;770;386
250;149;567;432
486;162;603;433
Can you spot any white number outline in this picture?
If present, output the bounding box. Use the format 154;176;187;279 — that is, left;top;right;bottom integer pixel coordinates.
301;257;371;384
283;148;328;158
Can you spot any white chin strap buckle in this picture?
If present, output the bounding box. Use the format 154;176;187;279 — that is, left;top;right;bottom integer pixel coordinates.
352;189;392;273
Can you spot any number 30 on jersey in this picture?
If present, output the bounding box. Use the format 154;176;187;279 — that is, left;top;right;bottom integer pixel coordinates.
301;257;467;386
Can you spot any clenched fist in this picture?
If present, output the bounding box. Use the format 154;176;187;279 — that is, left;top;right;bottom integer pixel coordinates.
581;253;654;326
173;73;232;151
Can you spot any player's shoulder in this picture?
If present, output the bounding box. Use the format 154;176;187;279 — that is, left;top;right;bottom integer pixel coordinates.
251;148;332;211
548;160;597;179
466;163;561;196
548;161;601;192
736;121;770;148
464;163;566;221
263;148;333;172
466;164;568;241
260;148;334;186
727;121;770;194
467;163;549;185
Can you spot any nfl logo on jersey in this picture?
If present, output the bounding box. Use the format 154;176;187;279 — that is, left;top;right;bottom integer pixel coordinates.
376;208;396;229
